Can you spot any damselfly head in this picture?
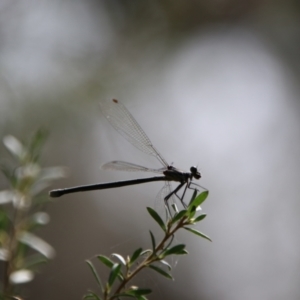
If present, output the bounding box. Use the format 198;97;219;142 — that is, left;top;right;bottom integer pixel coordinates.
190;166;201;180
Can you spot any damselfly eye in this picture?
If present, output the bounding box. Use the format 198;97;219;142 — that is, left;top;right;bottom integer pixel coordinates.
190;166;197;172
195;173;201;179
190;166;201;179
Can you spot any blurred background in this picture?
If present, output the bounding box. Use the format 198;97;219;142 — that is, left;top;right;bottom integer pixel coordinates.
0;0;300;299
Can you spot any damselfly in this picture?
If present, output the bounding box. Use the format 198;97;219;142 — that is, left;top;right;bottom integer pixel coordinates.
49;99;201;213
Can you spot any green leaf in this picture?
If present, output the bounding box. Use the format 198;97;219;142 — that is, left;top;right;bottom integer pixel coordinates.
183;227;212;242
0;207;10;230
108;263;121;287
3;135;26;161
148;265;173;280
188;205;197;219
162;244;186;257
83;291;102;300
140;249;152;257
193;214;207;223
0;164;15;186
98;256;124;282
86;260;103;290
127;288;152;296
188;191;208;213
28;129;48;162
110;294;136;299
149;231;156;253
146;207;166;232
111;253;126;265
18;232;55;259
112;287;151;298
97;255;114;268
188;189;198;205
23;254;48;270
176;249;188;255
130;248;143;265
171;210;187;224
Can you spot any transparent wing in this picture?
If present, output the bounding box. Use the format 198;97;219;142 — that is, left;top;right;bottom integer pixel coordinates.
101;161;166;174
154;183;172;221
154;182;180;220
99;99;169;167
154;183;182;268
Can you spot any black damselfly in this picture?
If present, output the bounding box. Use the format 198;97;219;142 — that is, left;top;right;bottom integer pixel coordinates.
49;99;201;212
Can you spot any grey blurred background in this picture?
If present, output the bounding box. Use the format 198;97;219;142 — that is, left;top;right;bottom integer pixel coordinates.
0;0;300;299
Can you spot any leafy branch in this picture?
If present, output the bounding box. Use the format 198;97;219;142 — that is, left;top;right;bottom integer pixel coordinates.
84;190;210;300
0;130;66;299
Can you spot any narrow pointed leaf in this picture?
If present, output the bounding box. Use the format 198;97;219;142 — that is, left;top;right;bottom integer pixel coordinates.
193;214;207;223
111;294;140;299
127;288;152;296
23;253;48;269
188;205;197;218
148;265;173;279
113;287;151;298
130;248;143;265
149;231;156;253
111;253;126;265
3;135;26;160
28;129;48;162
177;249;188;255
86;260;103;290
0;164;14;185
108;263;121;287
184;227;212;241
171;210;187;224
0;207;11;230
188;191;208;213
18;232;55;259
162;244;186;256
97;255;114;268
83;291;102;300
188;189;198;205
111;294;135;299
146;207;166;232
159;260;172;271
140;249;152;256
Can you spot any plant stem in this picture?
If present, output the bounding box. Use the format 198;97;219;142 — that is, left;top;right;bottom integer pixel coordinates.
3;200;26;297
110;217;186;299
